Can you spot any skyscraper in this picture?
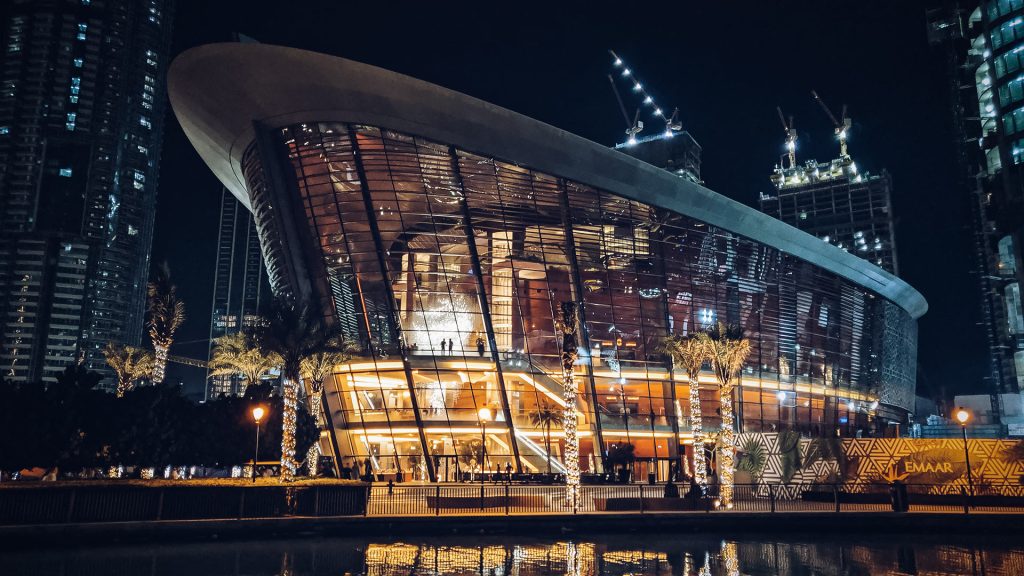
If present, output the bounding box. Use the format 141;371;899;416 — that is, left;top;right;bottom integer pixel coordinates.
205;187;268;399
0;0;174;384
927;1;1024;394
759;162;899;275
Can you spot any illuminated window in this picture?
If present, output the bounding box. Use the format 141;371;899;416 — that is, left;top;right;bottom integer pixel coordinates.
59;168;73;177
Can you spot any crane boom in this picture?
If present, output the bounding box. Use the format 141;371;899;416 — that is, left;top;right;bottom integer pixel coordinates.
609;50;678;140
810;89;851;158
811;90;840;126
777;106;797;169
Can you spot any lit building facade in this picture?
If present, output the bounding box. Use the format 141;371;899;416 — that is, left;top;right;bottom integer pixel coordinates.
170;44;926;481
0;0;174;384
965;0;1024;392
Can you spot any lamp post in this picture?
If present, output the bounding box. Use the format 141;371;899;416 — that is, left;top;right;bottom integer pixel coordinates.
955;407;974;498
252;406;265;483
478;407;491;486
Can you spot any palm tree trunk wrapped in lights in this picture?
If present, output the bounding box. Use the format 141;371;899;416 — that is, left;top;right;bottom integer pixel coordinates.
706;322;751;509
146;263;185;385
280;375;299;480
306;442;321;476
558;301;581;509
257;299;342;482
661;333;711;494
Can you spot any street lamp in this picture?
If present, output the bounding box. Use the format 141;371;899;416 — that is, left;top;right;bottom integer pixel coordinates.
478;407;491;486
252;406;266;484
955;407;974;499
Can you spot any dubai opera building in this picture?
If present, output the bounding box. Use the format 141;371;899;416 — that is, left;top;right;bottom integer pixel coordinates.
169;44;926;482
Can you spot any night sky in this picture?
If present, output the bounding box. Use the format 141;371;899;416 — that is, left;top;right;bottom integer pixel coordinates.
155;0;973;402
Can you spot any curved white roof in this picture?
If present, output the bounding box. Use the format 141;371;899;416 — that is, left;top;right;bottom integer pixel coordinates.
168;43;927;319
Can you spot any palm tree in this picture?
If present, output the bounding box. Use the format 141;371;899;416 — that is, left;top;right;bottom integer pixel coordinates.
103;342;154;398
255;299;334;482
146;263;185;384
208;332;279;396
557;302;581;507
529;403;561;473
662;332;711;493
705;322;751;508
300;334;355;428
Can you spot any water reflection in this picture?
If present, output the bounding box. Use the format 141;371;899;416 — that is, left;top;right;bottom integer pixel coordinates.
4;534;1022;576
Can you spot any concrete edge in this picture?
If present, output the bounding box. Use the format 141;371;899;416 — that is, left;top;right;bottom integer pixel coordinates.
0;512;1017;549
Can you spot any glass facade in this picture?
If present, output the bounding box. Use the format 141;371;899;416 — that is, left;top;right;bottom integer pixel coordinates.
240;122;917;482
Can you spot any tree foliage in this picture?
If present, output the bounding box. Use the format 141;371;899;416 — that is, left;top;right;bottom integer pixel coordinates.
103;342;154;398
208;332;280;393
0;369;317;476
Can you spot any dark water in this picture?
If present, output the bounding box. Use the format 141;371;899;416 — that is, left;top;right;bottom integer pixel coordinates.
3;533;1021;575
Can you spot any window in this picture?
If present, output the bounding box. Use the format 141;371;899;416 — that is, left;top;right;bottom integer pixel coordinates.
66;122;75;131
71;76;81;86
77;23;88;32
69;95;78;104
67;112;76;122
59;168;73;177
139;116;151;129
70;86;80;95
76;32;86;41
73;57;83;67
133;171;145;182
137;144;148;155
0;126;8;135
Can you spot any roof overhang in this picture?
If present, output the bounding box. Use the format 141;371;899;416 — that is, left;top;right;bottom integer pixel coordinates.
168;43;927;319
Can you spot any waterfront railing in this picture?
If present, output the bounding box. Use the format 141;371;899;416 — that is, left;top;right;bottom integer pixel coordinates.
2;481;1022;525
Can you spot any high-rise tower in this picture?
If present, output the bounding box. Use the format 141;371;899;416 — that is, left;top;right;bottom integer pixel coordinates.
759;162;900;276
205;187;268;399
0;0;174;384
931;0;1024;394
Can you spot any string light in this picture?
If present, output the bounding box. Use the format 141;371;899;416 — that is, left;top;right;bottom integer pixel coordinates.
306;442;321;476
707;323;751;509
281;377;298;481
608;50;674;127
689;373;708;494
667;335;709;495
559;303;581;510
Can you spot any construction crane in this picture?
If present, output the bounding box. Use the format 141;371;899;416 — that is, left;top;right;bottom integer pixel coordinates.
777;106;798;169
811;89;852;158
608;50;680;143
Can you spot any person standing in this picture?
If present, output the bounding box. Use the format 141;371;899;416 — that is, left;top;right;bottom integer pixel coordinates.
448;338;454;354
477;337;486;357
440;339;446;354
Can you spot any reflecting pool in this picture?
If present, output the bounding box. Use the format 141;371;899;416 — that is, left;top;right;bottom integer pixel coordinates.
4;533;1021;575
